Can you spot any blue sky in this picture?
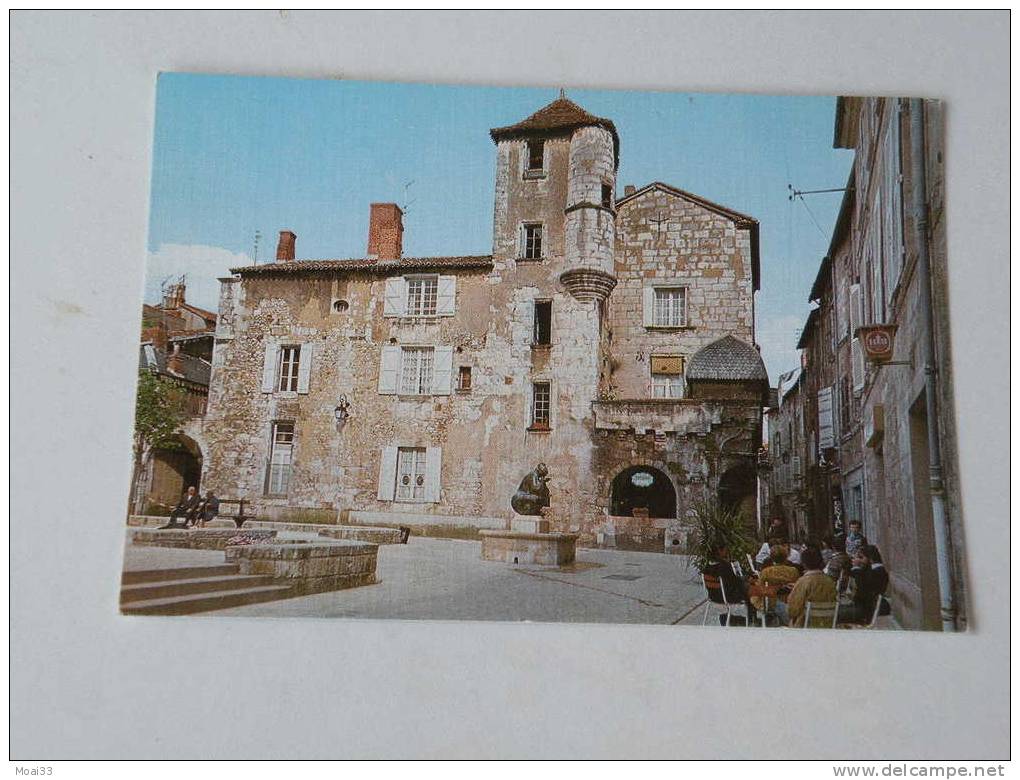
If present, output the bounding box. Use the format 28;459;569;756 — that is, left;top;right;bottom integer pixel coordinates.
146;73;853;381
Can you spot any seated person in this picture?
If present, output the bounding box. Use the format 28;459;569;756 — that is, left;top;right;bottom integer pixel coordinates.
784;547;838;628
754;535;781;566
784;539;803;568
824;535;852;589
820;536;835;564
702;546;753;625
159;486;201;529
845;519;868;557
838;544;890;624
751;546;800;622
195;490;220;528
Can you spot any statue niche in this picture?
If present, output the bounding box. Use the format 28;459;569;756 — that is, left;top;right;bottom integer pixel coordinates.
510;463;550;516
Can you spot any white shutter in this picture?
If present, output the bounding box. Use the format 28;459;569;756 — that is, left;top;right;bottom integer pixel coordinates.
838;279;849;338
817;386;835;449
296;342;313;394
436;276;456;316
851;338;865;391
423;447;442;503
377;446;398;501
869;204;884;324
849;283;862;335
432;346;453;395
884;104;904;302
642;287;655;327
518;223;525;258
378;345;401;394
261;341;278;393
383;277;406;317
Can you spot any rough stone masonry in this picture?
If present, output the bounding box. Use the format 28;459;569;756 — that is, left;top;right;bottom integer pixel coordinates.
198;95;769;550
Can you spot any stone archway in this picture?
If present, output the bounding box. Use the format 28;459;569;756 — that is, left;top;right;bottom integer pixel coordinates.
717;461;757;521
147;434;203;509
610;465;677;519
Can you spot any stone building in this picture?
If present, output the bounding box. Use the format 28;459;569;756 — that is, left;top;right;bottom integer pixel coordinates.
793;97;966;630
200;95;769;550
765;368;808;539
135;280;216;511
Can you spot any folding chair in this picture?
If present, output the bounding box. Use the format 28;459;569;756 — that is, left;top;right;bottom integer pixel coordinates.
701;573;746;627
746;553;759;575
803;600;839;629
864;595;890;629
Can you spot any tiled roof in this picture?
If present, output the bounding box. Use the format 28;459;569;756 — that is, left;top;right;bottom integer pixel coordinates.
797;307;820;349
490;95;618;142
686;336;769;384
230;255;493;276
179;302;218;322
140;344;211;387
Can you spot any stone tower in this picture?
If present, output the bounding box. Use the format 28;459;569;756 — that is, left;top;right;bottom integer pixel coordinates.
488;94;619;529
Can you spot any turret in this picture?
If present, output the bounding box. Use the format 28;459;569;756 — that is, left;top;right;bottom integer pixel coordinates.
489;92;620;302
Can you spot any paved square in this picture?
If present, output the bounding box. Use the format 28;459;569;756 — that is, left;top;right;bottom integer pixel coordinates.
202;536;708;624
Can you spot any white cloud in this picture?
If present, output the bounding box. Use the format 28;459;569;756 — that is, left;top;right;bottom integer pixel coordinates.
757;313;806;385
144;243;252;313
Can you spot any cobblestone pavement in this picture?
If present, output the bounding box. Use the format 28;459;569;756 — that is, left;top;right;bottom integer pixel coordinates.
205;536;709;624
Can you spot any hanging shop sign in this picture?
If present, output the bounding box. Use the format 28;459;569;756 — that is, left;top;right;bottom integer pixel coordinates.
859;325;898;364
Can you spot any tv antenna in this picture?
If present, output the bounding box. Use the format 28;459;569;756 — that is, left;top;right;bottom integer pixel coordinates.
402;180;417;215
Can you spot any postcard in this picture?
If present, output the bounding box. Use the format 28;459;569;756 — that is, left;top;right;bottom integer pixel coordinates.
122;74;965;631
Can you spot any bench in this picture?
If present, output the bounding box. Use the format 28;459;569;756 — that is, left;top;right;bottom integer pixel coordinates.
214;497;251;529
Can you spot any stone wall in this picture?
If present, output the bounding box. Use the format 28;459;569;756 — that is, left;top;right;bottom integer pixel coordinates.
609;187;755;399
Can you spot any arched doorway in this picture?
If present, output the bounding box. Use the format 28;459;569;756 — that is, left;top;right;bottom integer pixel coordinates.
717;462;757;520
610;466;677;519
147;434;203;509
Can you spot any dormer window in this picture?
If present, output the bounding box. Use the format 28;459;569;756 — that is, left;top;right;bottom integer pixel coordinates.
526;139;545;173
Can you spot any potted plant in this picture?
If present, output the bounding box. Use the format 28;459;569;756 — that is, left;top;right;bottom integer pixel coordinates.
685;500;757;574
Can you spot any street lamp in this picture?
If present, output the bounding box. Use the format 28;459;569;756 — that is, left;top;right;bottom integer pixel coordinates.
334;394;351;427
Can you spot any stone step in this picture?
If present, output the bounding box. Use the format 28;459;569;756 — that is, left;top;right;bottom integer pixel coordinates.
121;564;240;585
120;584;294;616
119;574;276;604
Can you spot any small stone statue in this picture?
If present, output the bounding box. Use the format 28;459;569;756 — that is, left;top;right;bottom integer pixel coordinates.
511;463;551;516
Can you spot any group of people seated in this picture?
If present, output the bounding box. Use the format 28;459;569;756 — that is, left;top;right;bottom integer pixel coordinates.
158;486;220;530
703;518;890;628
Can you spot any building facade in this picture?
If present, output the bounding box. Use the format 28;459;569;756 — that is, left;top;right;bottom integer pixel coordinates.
789;97;966;630
199;96;769;550
135;280;216;511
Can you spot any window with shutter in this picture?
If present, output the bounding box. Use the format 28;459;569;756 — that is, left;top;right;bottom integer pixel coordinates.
851;338;865;392
423;447;442;503
277;345;301;392
261;341;278;393
395;447;427;502
383;277;406;317
436;276;456;316
296;342;313;394
883;102;905;305
431;346;453;396
818;386;835;449
265;422;295;496
849;283;862;336
377;446;398;501
377;345;401;394
406;276;439;316
400;347;435;395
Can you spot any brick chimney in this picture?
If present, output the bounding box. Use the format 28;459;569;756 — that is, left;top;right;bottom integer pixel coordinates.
623;184;636;196
276;230;296;262
367;203;403;260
